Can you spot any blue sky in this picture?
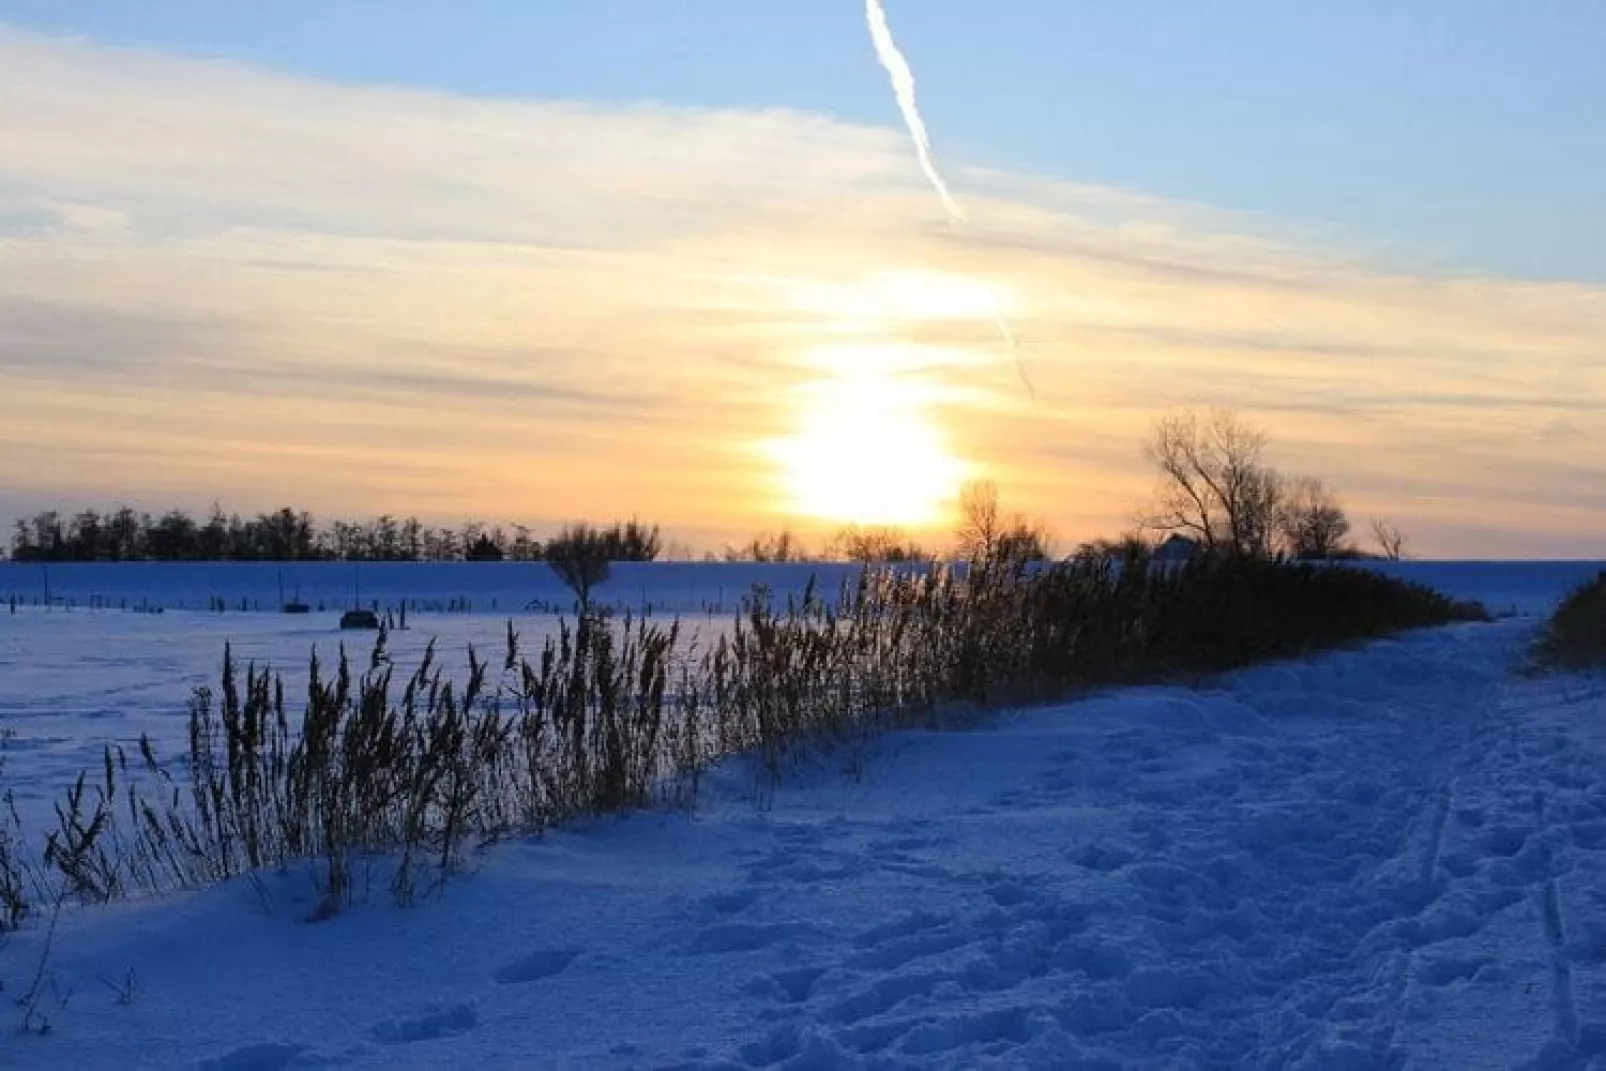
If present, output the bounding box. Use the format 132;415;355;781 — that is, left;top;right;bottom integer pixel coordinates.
4;0;1602;282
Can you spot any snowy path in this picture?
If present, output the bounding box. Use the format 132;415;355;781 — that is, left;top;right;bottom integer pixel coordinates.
5;619;1605;1069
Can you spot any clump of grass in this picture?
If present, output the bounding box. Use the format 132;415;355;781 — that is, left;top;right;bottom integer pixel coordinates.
94;615;689;915
0;743;31;931
1531;571;1606;670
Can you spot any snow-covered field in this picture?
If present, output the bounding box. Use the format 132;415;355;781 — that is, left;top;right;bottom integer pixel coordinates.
3;559;1601;620
0;561;880;616
1;562;1604;1068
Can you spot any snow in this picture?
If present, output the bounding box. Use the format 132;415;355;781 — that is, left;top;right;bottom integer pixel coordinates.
2;562;1605;1067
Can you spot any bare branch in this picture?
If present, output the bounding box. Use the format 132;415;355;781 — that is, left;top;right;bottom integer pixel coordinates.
955;479;1001;561
1142;408;1281;557
1370;518;1408;561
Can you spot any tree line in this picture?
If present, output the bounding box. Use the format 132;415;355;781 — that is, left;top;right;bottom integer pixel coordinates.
5;505;1047;567
5;507;663;565
730;410;1409;567
721;408;1403;568
5;409;1401;566
725;488;1052;565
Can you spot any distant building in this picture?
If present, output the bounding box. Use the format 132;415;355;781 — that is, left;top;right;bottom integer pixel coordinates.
1153;534;1202;563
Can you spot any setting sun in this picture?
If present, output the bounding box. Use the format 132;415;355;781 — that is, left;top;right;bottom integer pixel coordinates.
770;346;968;527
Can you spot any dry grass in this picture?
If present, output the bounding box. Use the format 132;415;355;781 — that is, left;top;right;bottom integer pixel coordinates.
0;553;1484;925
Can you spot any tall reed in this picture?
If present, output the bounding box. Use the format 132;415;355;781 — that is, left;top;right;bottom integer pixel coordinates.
3;553;1484;921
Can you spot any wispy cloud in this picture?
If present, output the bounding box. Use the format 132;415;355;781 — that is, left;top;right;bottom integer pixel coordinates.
2;25;1604;554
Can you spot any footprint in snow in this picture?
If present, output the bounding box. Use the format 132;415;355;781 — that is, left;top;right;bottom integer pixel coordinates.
682;921;819;956
985;880;1032;908
372;1002;478;1045
1415;954;1492;986
853;910;949;948
197;1042;309;1071
1482;824;1532;858
871;834;942;853
896;1005;1036;1057
689;886;765;922
837;1017;919;1056
821;972;939;1025
772;822;828;847
1068;842;1136;873
849;925;974;971
493;949;580;984
744;965;828;1004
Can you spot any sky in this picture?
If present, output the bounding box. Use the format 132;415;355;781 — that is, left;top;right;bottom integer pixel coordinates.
1;2;1603;556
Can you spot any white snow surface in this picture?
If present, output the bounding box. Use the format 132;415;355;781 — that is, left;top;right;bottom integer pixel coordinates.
1;564;1605;1068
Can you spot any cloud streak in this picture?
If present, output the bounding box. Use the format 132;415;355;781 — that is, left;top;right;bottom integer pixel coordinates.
863;0;964;223
2;25;1605;554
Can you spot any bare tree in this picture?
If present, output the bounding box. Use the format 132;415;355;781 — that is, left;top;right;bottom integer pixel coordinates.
1278;476;1352;559
1370;518;1408;561
955;479;1053;566
545;524;612;607
1237;466;1284;559
1079;531;1151;562
954;480;1002;561
830;526;929;563
1144;408;1283;557
658;539;696;562
727;530;806;563
994;521;1052;564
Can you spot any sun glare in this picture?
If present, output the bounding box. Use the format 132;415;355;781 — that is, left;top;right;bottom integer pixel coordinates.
771;347;967;527
765;270;1005;528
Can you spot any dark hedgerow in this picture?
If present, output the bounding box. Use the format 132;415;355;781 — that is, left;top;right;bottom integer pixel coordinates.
1125;555;1490;676
1532;571;1606;670
1;554;1486;923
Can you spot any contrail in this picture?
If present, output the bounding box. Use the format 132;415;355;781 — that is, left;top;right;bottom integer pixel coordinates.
864;0;965;224
863;0;1033;396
